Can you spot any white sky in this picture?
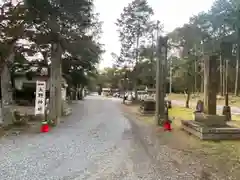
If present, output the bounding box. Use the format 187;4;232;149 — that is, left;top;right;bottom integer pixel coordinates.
94;0;215;69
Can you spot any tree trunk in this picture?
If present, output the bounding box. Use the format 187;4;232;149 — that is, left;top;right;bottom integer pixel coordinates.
200;58;204;93
151;33;155;85
194;44;198;93
134;81;138;101
223;59;226;95
234;29;240;96
185;91;191;108
201;74;204;93
220;53;223;96
194;58;197;93
133;70;138;102
75;85;79;100
134;27;140;102
49;43;62;126
79;85;83;100
1;52;15;127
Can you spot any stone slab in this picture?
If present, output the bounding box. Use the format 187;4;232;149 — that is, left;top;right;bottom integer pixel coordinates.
181;120;240;140
202;133;240;140
227;121;240;128
194;113;226;126
181;121;203;139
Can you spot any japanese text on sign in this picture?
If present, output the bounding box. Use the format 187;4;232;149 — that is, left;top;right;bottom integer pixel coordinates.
34;81;46;115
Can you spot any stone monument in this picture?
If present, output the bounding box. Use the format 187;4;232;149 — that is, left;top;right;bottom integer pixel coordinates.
139;99;156;115
181;55;240;140
203;55;217;115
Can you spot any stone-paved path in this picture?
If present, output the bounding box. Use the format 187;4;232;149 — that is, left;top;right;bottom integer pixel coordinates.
0;95;211;180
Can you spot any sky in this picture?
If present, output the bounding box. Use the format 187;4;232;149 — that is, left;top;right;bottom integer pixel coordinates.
94;0;215;69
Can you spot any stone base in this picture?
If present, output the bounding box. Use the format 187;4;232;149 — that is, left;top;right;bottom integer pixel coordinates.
181;120;240;140
194;113;226;126
139;109;155;115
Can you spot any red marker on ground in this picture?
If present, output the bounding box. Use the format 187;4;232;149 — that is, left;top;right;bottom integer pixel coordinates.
163;121;172;131
41;121;49;133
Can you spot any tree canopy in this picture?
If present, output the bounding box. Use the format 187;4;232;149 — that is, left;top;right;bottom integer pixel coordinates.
98;0;240;96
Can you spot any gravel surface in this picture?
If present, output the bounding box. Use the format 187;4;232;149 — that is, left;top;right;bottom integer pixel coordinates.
0;96;221;179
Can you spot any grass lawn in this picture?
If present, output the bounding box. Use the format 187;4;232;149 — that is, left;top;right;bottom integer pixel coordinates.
168;106;240;127
168;107;193;127
122;103;240;127
167;106;240;178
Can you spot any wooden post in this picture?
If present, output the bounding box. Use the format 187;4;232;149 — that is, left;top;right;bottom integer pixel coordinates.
155;37;162;125
203;55;218;115
155;36;168;125
163;37;168;96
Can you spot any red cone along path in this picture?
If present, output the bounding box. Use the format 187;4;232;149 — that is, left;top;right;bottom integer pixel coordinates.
163;121;172;131
41;121;49;133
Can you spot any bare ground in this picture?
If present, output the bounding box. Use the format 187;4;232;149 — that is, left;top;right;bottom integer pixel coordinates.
121;103;240;180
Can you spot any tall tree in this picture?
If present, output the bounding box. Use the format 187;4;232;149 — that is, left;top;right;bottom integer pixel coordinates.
116;0;154;100
24;0;101;125
166;0;240;96
0;1;30;126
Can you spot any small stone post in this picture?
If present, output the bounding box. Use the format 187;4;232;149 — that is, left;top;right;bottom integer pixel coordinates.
203;55;218;115
222;59;231;121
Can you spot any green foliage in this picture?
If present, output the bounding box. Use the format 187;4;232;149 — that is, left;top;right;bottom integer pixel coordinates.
62;55;94;87
0;2;26;61
96;60;156;90
22;0;103;88
165;0;240;93
116;0;154;65
0;0;103;93
23;0;103;62
135;60;155;87
24;0;94;29
96;67;130;89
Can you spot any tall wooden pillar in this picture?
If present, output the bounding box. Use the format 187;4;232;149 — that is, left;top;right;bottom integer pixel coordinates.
203;55;218;115
155;36;167;125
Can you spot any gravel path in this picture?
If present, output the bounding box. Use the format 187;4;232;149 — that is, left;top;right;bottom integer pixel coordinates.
0;96;211;180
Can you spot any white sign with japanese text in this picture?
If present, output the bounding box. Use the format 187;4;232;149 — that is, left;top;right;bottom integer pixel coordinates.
34;81;46;115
